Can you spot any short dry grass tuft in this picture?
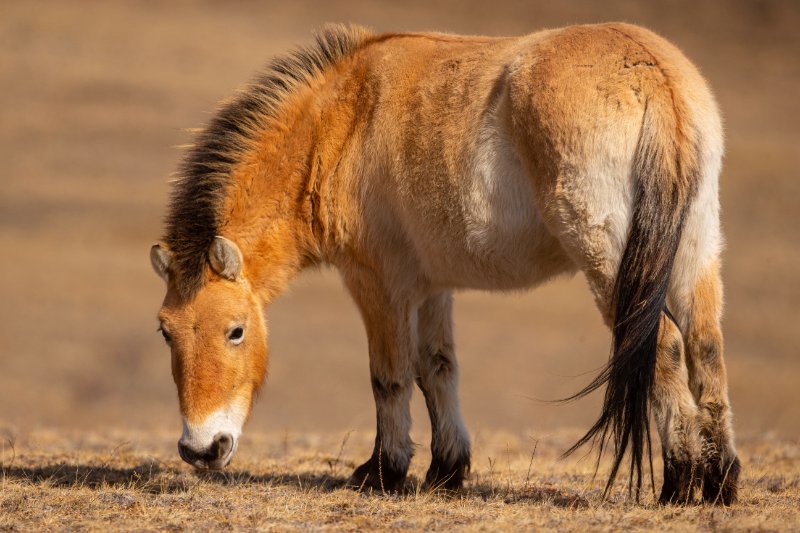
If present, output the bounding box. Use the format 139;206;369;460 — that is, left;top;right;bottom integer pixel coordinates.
1;429;798;531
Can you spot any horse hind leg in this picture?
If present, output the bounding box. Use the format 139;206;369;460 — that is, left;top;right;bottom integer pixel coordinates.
549;207;703;502
415;292;471;490
583;269;703;503
670;260;740;504
652;315;703;503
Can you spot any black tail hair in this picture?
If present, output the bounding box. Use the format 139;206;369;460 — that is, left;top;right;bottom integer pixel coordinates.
563;98;697;499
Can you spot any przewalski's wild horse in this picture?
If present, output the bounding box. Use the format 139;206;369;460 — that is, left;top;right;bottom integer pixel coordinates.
150;23;739;503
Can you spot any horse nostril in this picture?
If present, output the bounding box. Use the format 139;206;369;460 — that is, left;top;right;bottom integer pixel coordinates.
212;432;234;460
178;441;202;465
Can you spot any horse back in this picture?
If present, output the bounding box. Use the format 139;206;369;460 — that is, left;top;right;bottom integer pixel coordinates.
343;24;719;291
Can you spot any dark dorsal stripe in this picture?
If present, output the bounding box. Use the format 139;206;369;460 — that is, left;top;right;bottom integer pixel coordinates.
164;24;372;297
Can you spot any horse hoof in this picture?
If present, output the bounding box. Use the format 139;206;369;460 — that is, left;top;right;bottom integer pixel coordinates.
347;455;407;493
659;457;699;505
702;455;741;505
424;455;470;491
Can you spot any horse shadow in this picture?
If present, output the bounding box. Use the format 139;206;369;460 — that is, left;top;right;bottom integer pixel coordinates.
0;462;351;494
1;463;590;507
195;468;352;492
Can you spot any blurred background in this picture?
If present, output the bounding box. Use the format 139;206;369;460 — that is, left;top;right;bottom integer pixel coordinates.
1;1;798;446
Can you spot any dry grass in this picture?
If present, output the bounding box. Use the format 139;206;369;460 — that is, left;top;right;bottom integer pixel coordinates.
2;429;798;531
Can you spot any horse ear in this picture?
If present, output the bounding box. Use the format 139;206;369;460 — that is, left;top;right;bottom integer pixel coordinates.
150;243;172;282
209;236;243;280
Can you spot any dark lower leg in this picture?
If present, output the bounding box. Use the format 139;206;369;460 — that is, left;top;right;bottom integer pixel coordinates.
652;316;702;504
349;376;414;492
342;273;417;493
418;364;471;490
416;293;470;490
660;450;701;504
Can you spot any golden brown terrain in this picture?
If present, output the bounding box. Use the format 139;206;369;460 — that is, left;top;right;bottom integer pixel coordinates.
2;429;800;531
1;0;799;530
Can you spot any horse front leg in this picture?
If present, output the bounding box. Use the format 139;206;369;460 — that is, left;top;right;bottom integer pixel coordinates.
415;291;470;490
344;272;417;492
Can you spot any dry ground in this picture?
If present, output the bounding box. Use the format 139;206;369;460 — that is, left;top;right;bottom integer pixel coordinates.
2;429;799;531
1;0;799;530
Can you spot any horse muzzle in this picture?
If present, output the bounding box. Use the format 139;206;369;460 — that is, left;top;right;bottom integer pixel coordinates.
178;432;236;470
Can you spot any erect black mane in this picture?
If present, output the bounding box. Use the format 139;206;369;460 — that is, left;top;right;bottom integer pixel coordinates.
163;24;371;297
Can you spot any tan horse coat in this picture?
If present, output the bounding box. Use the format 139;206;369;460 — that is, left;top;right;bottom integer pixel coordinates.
152;23;738;503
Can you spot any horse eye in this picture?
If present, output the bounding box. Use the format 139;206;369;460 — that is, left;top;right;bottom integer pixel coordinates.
159;327;172;344
228;326;245;345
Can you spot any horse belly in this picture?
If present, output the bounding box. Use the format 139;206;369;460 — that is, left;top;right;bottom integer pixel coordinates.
428;214;566;291
412;131;572;290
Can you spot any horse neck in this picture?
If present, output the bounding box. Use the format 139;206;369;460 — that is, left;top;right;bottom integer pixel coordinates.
219;76;358;302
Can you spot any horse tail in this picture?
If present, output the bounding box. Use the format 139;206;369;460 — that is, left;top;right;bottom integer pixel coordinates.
564;81;702;499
